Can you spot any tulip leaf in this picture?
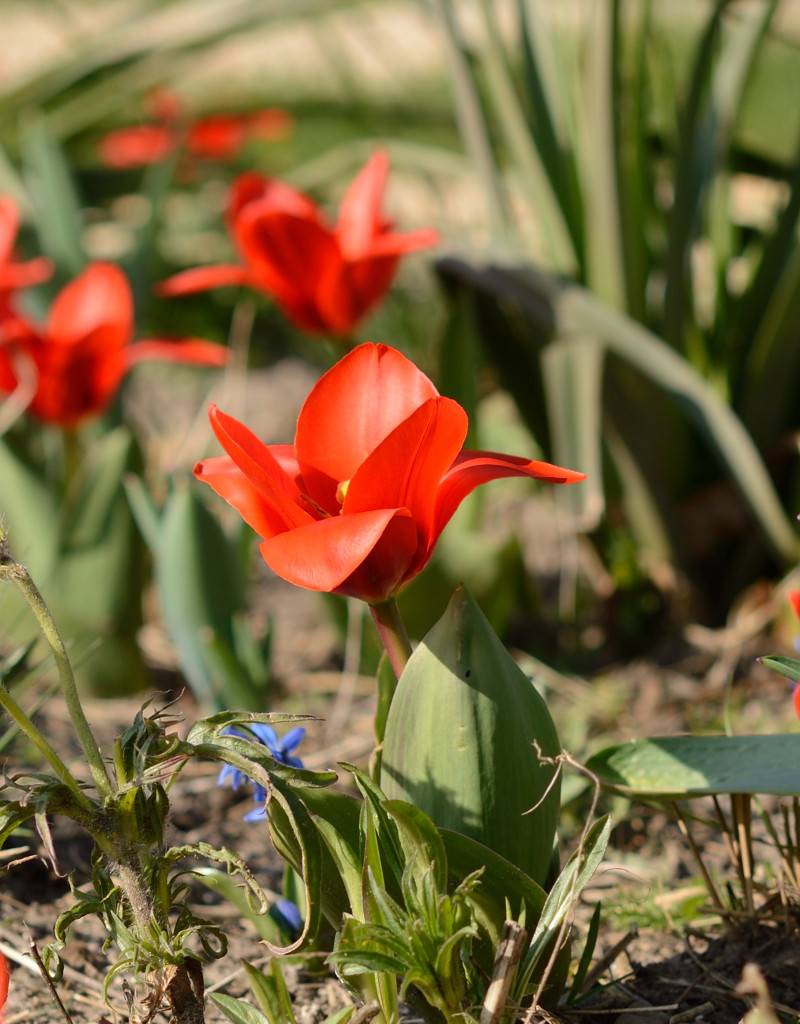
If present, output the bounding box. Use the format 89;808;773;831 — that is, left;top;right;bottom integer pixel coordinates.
587;735;800;797
0;431;146;693
19;112;86;276
153;484;247;710
381;587;560;886
541;337;605;531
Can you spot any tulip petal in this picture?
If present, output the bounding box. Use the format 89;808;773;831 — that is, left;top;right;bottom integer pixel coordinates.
336;149;390;258
0;256;53;291
367;227;440;258
433;450;585;543
209;405;313;531
47;262;132;350
227;173;318;226
294;343;439;493
344;396;467;547
236;204;340;308
0;197;20;264
157;264;252;297
126;338;229;367
188;116;248;160
194;455;287;538
99;124;175;168
260;507;416;598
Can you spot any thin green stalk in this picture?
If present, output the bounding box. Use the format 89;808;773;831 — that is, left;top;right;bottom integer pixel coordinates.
369;599;412;681
430;0;510;238
0;685;91;810
0;551;113;801
477;0;575;270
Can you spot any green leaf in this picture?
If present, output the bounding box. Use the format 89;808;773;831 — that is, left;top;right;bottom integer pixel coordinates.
588;735;800;797
517;816;611;996
211;993;270;1024
381;587;560;886
19;112;86;275
477;0;575;268
760;655;800;683
243;960;296;1024
440;828;545;930
156;484;246;710
383;801;448;893
567;900;602;1003
438;258;800;563
541;338;605;530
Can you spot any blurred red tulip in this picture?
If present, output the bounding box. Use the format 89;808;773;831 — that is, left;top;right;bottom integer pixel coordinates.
0;263;228;427
0;951;7;1022
99;88;292;169
195;343;583;602
0;197;52;312
99;124;174;169
160;151;439;337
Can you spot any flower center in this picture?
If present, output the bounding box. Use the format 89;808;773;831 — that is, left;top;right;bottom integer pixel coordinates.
336;478;351;505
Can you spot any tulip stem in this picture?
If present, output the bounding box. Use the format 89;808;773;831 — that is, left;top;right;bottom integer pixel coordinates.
370;599;412;680
0;539;113;802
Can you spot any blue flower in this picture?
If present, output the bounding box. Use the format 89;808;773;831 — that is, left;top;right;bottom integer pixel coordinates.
217;724;306;820
270;898;304;938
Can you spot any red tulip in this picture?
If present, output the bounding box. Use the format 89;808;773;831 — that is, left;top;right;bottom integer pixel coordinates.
0;197;52;312
194;343;583;602
99;88;292;169
159;151;439;337
0;951;7;1023
0;263;228;427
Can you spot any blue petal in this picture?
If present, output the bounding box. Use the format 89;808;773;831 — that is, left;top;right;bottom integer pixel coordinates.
272;898;303;935
280;727;306;754
217;764;243;790
252;784;268;804
244;804;268;822
251;724;279;750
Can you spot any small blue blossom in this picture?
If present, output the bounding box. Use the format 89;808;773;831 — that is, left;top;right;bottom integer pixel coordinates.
217;724;306;820
270;898;304;938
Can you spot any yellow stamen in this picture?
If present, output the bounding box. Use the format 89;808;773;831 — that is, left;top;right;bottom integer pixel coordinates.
336;478;351;505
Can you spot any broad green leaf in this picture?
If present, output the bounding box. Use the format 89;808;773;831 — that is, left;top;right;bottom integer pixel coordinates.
588;735;800;797
381;587;560;886
157;484;245;710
